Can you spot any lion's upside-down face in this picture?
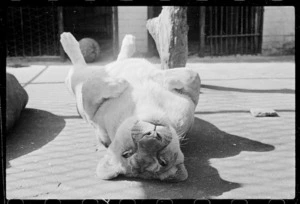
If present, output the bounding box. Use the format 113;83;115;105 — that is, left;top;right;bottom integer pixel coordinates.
96;117;188;182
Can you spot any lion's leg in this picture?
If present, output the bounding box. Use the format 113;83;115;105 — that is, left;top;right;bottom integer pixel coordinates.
149;68;200;105
60;32;87;68
60;32;89;95
94;125;111;149
117;35;136;61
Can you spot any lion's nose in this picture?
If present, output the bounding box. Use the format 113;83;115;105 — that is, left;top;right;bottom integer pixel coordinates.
138;131;166;153
142;129;162;141
143;130;155;137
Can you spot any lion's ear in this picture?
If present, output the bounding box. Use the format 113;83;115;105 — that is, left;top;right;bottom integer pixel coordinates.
96;154;123;180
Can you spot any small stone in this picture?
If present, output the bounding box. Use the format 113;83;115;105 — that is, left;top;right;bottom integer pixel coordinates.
250;108;279;117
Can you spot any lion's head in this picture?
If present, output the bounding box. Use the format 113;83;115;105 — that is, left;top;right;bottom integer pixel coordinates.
96;116;188;182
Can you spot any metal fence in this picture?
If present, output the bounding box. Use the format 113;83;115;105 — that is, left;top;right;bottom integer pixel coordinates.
205;6;263;56
7;7;60;57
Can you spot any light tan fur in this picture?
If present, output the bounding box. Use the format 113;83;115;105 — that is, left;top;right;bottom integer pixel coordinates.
60;32;200;182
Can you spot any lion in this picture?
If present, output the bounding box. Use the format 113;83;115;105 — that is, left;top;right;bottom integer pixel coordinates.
60;32;200;182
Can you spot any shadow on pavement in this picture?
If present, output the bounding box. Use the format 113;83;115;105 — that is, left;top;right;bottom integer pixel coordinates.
115;117;275;199
6;108;66;168
202;84;295;94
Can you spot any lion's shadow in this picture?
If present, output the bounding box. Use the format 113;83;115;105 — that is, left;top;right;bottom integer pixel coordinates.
124;117;275;198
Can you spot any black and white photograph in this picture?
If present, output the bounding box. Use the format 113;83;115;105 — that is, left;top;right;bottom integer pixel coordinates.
4;5;295;199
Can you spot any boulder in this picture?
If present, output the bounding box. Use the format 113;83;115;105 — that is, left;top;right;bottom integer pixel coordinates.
6;73;29;132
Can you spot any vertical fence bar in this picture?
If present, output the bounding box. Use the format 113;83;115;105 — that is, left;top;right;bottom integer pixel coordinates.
112;6;119;60
52;7;58;55
214;7;218;55
209;7;213;56
235;7;238;55
245;7;249;54
251;7;254;54
20;8;25;56
255;8;258;54
240;6;244;54
248;7;253;54
258;7;264;53
220;6;223;55
254;6;259;54
198;6;206;57
230;6;234;55
29;8;34;56
253;7;256;54
45;8;50;55
226;7;229;55
11;8;18;56
57;7;64;60
37;9;42;56
255;7;258;53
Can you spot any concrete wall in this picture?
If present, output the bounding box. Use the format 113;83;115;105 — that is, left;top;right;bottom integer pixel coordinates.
117;6;148;54
262;6;295;55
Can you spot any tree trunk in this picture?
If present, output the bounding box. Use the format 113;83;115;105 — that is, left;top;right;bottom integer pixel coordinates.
146;6;189;69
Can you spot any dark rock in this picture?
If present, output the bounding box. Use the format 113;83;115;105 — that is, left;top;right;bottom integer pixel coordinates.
6;73;29;132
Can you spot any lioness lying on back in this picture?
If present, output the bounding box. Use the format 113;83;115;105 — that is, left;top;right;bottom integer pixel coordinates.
60;32;201;182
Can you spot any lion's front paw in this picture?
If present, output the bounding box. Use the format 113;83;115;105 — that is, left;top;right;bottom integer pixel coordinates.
117;34;136;61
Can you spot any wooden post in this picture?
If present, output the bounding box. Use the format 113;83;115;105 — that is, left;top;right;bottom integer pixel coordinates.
146;6;189;69
198;7;206;57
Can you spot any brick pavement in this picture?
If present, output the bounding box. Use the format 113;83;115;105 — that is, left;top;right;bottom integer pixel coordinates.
6;58;295;199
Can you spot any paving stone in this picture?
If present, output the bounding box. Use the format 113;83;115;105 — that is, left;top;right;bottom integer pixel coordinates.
6;60;295;199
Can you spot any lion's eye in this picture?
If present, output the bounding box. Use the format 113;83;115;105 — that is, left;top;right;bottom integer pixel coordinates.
158;157;168;167
122;150;134;158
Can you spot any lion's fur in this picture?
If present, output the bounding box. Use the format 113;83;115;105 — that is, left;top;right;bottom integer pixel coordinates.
60;32;200;181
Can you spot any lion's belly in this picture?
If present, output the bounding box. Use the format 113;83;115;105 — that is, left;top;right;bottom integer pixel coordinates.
92;79;195;142
92;58;195;141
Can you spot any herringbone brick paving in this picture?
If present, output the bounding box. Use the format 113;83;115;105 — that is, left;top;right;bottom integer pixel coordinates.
6;58;295;199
